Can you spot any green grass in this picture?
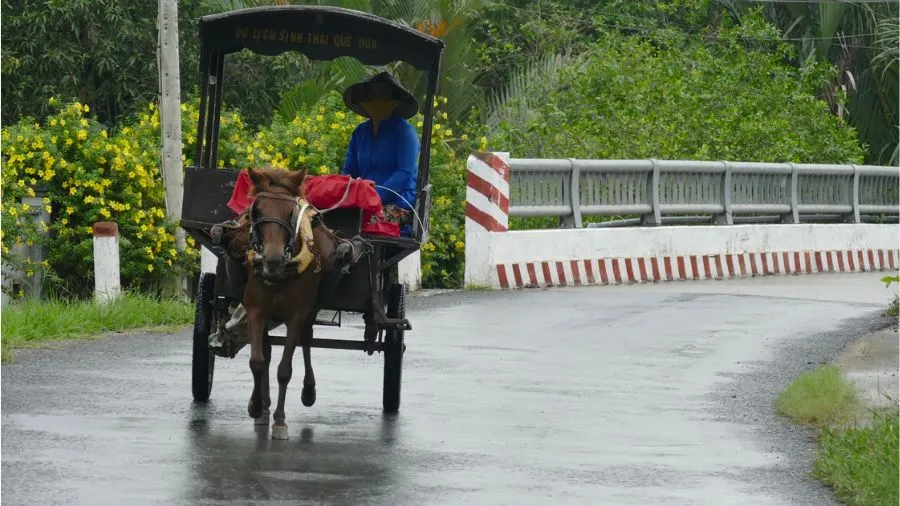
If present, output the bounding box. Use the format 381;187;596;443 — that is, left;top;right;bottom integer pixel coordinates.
813;408;899;506
881;274;899;319
464;283;493;291
1;292;193;361
775;364;862;428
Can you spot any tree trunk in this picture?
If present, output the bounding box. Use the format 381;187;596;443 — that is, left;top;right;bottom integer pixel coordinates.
158;0;187;298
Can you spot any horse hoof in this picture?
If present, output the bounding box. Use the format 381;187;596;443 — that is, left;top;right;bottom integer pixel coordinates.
301;386;316;407
254;409;270;426
248;402;263;420
271;424;289;440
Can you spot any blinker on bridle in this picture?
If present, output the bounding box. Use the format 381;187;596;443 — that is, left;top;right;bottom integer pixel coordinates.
248;191;303;260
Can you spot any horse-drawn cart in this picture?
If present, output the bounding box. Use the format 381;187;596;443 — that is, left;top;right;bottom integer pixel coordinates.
179;6;444;414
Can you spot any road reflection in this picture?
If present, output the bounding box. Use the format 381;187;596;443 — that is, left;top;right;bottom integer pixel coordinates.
178;402;408;504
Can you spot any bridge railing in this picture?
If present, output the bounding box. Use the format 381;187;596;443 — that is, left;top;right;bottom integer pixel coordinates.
507;159;900;228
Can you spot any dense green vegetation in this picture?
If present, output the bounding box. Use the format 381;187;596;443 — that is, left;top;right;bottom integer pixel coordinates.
2;0;897;296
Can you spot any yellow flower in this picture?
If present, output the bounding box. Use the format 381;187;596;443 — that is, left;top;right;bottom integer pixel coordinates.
26;187;36;198
99;208;111;219
80;119;88;127
66;206;75;214
50;119;58;127
44;204;52;214
83;104;89;113
147;264;154;272
318;165;329;175
84;195;95;204
77;129;88;140
316;114;325;122
61;218;68;225
455;241;465;251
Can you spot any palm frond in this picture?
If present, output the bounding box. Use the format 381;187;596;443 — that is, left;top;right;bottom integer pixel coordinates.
277;72;345;121
872;15;899;79
484;50;588;135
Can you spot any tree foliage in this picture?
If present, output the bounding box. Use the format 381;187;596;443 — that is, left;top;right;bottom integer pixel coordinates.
489;11;865;165
1;0;206;127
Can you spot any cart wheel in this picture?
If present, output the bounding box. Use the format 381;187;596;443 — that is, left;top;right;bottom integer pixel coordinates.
382;283;406;413
192;272;216;402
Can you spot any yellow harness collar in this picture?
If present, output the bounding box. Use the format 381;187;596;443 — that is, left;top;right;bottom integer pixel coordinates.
290;200;320;274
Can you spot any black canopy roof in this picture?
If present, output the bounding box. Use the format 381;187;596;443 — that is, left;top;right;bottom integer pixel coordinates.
198;6;445;71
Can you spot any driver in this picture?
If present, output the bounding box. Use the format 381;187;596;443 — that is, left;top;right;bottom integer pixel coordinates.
341;71;420;236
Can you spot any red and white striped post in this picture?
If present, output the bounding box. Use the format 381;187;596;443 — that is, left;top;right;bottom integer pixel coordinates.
93;222;121;304
464;151;511;287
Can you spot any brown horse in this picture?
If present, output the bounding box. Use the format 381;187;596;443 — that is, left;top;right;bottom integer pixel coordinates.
239;166;348;440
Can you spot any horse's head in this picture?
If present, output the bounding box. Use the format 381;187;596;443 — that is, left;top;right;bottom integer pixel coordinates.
246;167;309;280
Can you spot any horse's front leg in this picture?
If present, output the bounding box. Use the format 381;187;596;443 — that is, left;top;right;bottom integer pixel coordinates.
272;319;300;440
300;317;316;408
246;307;267;420
254;334;272;425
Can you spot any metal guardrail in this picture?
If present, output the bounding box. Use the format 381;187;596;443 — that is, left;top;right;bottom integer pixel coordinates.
507;159;900;227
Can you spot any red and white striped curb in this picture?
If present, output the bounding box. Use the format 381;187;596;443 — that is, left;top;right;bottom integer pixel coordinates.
466;152;511;232
494;248;900;289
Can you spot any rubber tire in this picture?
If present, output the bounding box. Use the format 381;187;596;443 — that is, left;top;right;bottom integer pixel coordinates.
192;272;216;402
382;283;406;413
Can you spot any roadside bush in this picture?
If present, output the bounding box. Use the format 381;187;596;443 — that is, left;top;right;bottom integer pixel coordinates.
2;99;182;298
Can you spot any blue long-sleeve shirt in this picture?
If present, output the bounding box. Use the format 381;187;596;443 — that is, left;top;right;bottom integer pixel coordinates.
341;115;420;210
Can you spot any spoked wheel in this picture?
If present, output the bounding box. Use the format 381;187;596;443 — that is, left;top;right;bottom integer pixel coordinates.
192;272;216;402
382;283;406;413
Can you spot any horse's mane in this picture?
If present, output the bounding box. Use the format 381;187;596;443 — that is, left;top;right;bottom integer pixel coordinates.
247;166;308;198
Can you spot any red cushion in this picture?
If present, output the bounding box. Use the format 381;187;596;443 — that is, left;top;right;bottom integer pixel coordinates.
303;174;382;215
225;171;400;237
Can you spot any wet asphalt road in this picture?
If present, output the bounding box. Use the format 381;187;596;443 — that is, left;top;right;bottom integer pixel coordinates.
2;272;895;506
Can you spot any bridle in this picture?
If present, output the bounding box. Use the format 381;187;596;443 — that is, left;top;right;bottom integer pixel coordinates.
248;191;308;262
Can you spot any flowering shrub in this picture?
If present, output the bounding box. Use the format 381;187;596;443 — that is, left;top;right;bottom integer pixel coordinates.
1;99;183;297
2;92;481;298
